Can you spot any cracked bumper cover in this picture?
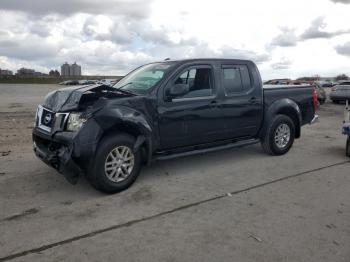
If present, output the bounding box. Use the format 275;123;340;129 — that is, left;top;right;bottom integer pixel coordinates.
32;120;101;184
33;139;81;184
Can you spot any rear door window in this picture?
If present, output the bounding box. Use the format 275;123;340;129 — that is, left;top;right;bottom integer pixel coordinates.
222;65;251;95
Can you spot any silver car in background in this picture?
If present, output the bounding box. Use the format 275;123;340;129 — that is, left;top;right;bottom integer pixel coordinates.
330;81;350;103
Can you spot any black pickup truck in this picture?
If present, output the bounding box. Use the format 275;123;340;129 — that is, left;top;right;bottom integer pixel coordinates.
33;59;318;193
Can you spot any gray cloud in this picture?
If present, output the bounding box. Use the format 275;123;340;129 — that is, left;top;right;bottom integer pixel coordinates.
0;0;152;18
270;27;298;47
300;16;350;40
82;16;200;48
0;4;270;75
81;17;176;46
218;46;270;63
29;18;56;37
0;36;60;61
271;58;292;70
330;0;350;3
270;17;350;48
335;42;350;57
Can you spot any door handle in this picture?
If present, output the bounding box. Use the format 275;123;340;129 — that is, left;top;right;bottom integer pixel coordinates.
210;100;218;104
248;97;257;104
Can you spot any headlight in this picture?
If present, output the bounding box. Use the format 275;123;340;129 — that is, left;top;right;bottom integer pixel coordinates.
66;112;87;131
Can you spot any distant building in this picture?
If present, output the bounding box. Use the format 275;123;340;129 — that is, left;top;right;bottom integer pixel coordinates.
16;68;46;76
16;68;36;76
0;69;13;76
49;69;60;77
61;62;70;76
70;62;82;76
61;62;82;76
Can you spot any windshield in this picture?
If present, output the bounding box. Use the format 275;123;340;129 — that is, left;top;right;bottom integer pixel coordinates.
113;62;174;94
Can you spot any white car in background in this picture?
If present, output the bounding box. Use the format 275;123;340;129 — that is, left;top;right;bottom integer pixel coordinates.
330;81;350;103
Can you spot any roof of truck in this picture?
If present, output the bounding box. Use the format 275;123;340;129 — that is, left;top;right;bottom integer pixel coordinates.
156;58;254;63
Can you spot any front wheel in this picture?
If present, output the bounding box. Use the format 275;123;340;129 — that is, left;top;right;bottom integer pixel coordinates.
261;114;295;156
88;133;142;193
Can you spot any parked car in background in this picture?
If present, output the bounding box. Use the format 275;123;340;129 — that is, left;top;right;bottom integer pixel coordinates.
79;80;98;85
313;83;326;104
58;80;80;85
98;79;119;86
330;81;350;103
58;80;71;85
59;80;98;86
320;82;333;88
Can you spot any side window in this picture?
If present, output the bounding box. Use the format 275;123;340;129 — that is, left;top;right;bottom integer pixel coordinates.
170;67;213;100
222;65;251;95
240;66;252;90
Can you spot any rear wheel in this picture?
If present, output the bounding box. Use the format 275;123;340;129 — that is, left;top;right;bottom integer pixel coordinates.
346;136;350;157
88;133;142;193
261;114;295;155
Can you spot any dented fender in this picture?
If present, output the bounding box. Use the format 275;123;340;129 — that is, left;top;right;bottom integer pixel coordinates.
92;104;156;165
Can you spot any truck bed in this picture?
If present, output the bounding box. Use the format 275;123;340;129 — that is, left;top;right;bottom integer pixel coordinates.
263;84;315;125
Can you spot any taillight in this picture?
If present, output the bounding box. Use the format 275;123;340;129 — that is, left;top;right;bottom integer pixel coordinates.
312;89;318;111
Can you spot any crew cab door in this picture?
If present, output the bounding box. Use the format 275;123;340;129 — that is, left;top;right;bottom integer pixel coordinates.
157;64;225;149
219;64;263;138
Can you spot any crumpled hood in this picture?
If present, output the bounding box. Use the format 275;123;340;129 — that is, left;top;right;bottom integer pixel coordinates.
42;84;118;112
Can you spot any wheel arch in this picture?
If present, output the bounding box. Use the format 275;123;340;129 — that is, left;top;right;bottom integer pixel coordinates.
97;120;153;165
260;98;302;139
92;104;155;165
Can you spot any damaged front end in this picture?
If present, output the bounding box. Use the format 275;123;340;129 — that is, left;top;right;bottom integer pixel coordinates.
33;131;82;184
32;84;134;184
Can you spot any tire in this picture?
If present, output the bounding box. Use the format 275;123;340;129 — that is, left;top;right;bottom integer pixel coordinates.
319;99;325;105
346;136;350;157
88;133;142;193
261;114;295;156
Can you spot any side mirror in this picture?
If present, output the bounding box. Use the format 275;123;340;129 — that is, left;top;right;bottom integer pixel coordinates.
166;84;189;100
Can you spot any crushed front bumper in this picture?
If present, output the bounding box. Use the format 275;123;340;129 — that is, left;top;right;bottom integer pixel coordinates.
33;128;83;184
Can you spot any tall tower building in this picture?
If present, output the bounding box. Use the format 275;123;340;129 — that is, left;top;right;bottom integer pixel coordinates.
61;62;70;76
70;62;82;76
60;62;82;76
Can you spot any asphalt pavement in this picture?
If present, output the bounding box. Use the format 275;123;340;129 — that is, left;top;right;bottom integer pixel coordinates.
0;84;349;261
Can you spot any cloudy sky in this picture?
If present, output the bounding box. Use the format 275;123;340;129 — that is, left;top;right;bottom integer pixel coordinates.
0;0;350;79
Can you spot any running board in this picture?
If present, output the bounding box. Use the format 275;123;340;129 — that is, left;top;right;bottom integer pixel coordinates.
155;139;259;161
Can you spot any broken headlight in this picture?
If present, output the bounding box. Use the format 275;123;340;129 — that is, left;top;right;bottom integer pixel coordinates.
66;112;87;131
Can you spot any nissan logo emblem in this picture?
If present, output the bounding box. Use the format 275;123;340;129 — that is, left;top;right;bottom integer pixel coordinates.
44;113;52;125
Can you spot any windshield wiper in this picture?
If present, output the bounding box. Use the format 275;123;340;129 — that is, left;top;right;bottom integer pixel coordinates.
116;88;137;96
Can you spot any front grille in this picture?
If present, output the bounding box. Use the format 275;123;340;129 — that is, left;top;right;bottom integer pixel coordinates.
36;105;69;132
41;108;55;128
